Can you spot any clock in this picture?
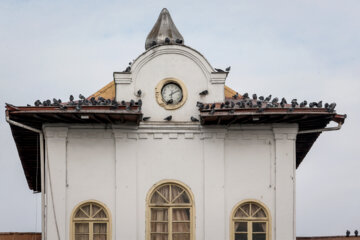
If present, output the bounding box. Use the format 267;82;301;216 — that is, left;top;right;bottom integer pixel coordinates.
155;78;187;110
161;83;183;105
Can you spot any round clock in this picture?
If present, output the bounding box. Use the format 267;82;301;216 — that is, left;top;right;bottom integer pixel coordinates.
155;78;187;110
161;83;183;105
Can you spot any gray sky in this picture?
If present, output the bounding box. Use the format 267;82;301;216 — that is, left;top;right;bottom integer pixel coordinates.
0;0;359;237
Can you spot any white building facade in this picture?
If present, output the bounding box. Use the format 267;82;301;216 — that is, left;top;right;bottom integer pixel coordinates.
6;8;345;240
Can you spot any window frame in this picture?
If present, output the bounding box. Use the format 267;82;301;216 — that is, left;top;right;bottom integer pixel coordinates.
70;200;112;240
146;180;195;240
230;200;271;240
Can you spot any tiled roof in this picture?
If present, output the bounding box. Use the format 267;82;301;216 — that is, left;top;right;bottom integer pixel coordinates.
88;81;239;100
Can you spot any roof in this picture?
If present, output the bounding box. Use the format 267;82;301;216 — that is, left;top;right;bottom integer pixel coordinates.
145;8;184;50
6;82;345;191
0;232;41;240
88;81;240;100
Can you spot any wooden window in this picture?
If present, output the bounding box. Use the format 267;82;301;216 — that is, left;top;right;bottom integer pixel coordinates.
232;201;270;240
71;201;110;240
147;182;194;240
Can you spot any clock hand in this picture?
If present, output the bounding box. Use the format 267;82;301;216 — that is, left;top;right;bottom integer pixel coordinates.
170;89;180;97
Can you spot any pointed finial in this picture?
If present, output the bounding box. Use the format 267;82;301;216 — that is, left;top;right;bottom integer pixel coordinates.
145;8;184;50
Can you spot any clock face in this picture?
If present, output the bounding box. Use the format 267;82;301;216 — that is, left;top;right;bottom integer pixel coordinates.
161;83;183;105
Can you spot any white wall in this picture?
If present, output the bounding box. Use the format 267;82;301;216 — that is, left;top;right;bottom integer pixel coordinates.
43;123;297;240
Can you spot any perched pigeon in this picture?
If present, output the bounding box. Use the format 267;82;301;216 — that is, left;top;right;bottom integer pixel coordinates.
199;90;209;96
191;116;199;122
164;115;172;121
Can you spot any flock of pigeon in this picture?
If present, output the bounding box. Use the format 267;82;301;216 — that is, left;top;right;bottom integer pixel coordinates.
31;94;142;112
196;92;337;115
27;89;336;123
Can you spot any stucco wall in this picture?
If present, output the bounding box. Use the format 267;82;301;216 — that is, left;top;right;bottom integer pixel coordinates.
43;123;297;240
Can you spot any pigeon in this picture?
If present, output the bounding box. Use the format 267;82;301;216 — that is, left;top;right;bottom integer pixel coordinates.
79;94;85;100
230;101;235;108
257;100;262;108
252;94;257;100
309;102;315;108
143;117;151;121
121;100;126;106
34;100;41;106
110;101;119;109
271;97;279;104
299;100;307;108
225;66;231;72
211;103;216;109
317;100;323;108
27;104;31;107
346;230;350;237
175;39;183;44
191;116;199;122
265;95;272;102
328;103;336;112
210;108;215;115
137;89;142;97
151;41;157;47
355;230;358;237
137;99;142;107
220;103;225;109
199;90;209;96
204;104;210;110
75;105;81;112
165;37;170;44
259;96;264;101
124;66;131;72
243;93;249;99
70;95;74;102
215;68;225;72
232;92;239;99
164;115;172;121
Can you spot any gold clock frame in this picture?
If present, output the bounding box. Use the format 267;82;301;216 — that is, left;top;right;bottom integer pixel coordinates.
155;78;188;110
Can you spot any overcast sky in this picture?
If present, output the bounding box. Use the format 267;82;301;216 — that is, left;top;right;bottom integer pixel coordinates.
0;0;359;237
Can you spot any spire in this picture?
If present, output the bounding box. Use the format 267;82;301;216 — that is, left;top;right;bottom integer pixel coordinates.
145;8;184;50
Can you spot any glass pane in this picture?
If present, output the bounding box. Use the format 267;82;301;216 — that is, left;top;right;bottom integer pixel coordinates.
151;208;168;221
75;223;89;233
94;223;107;233
151;233;168;240
171;185;183;201
151;192;167;204
251;204;259;216
253;209;266;218
92;204;101;217
235;204;250;218
157;185;170;202
173;233;190;240
82;205;91;216
173;222;190;233
253;233;266;240
93;234;107;240
75;209;88;218
173;192;190;204
94;210;107;218
151;223;168;233
235;222;247;232
253;222;266;232
235;233;247;240
75;234;89;240
173;208;190;221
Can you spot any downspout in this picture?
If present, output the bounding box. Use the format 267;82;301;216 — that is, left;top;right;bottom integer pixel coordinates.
298;122;342;134
6;116;46;240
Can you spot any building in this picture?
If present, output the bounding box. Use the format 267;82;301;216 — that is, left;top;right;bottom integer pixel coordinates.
5;8;346;240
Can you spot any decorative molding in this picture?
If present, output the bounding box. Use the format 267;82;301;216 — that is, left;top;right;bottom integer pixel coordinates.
131;45;215;80
210;72;227;84
113;72;132;84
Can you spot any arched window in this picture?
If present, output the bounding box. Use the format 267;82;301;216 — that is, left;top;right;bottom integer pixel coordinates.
147;181;194;240
231;201;270;240
71;201;111;240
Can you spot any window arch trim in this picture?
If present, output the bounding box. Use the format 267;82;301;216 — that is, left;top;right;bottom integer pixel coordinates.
70;199;112;240
230;199;271;240
146;179;196;240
